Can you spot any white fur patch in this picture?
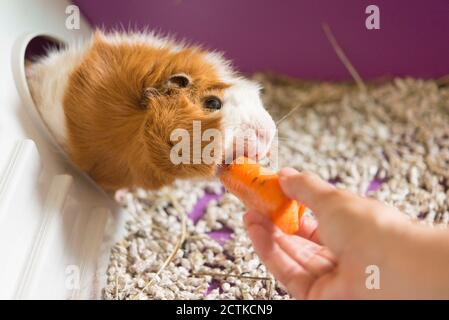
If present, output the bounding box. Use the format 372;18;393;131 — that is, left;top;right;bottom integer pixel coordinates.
26;39;92;148
101;30;187;52
220;78;276;160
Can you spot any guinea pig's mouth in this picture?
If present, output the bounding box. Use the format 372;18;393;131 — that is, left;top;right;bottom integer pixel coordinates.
220;148;263;164
217;139;272;175
215;125;276;176
216;152;271;178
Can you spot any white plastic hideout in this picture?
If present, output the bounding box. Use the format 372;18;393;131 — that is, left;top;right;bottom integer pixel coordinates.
0;1;124;299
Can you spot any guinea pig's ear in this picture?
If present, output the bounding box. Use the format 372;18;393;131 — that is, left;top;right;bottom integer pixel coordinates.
166;73;191;89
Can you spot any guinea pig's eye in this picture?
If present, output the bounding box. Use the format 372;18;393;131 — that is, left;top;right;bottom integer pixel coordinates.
204;96;222;110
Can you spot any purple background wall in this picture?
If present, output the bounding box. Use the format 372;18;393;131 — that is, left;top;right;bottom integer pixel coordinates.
72;0;449;81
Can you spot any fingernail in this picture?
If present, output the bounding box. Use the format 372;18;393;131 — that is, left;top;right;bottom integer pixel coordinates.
279;167;299;177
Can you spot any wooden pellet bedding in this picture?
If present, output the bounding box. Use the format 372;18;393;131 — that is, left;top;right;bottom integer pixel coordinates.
103;73;449;300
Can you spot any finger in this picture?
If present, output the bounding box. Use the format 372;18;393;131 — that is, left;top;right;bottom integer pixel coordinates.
278;167;299;176
297;216;321;244
279;170;367;255
244;210;281;234
245;218;316;299
278;169;337;216
275;233;336;278
245;212;335;274
245;210;321;244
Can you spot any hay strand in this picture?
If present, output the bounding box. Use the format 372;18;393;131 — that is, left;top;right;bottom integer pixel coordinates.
322;23;367;93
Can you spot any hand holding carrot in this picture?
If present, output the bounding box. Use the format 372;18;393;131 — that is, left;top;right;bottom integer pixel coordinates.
244;168;449;299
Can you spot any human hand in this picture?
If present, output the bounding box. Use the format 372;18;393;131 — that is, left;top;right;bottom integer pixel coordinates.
244;168;449;299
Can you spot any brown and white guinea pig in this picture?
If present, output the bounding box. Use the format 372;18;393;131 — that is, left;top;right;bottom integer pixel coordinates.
26;30;276;191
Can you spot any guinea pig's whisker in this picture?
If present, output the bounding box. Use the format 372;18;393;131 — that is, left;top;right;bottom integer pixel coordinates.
276;136;294;142
275;104;302;126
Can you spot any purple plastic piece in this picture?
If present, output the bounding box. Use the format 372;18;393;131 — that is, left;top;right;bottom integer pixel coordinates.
328;177;341;185
188;191;223;224
205;279;221;295
366;178;384;194
207;227;233;245
187;188;233;245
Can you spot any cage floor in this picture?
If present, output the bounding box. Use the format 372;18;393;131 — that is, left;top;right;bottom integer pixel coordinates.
103;73;449;300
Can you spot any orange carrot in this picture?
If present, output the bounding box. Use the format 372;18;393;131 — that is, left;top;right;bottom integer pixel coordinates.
220;156;305;234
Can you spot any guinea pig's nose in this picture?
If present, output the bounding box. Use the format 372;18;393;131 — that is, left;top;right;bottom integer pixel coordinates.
244;125;276;160
256;127;269;140
255;122;276;145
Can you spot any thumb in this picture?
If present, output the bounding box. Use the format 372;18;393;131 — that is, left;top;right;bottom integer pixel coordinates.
278;168;336;216
278;168;398;256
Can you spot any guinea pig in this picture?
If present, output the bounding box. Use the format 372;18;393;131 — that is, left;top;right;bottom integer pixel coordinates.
26;30;276;191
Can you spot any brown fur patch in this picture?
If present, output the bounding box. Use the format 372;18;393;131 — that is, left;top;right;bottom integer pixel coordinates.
63;31;229;191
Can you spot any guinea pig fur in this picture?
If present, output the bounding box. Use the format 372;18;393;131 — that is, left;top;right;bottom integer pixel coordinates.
26;30;276;191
